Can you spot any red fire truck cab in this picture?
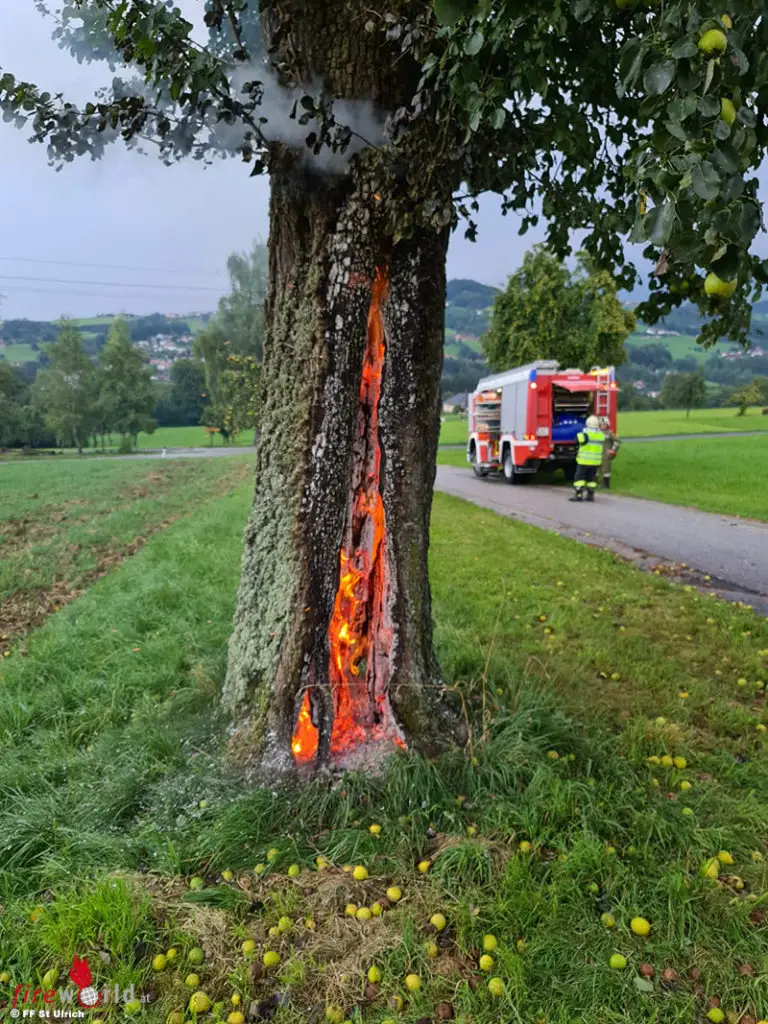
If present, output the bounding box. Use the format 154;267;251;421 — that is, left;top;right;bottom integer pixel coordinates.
467;360;618;483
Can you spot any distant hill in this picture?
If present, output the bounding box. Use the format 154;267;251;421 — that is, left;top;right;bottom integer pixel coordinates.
446;278;499;310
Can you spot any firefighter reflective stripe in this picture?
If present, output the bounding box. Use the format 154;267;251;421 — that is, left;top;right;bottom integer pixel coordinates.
576;428;605;466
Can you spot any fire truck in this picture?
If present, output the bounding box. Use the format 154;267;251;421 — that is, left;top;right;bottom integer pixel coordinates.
467;361;618;483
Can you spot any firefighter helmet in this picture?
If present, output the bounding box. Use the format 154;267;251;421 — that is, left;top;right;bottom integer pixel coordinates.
599;416;610;429
586;415;600;429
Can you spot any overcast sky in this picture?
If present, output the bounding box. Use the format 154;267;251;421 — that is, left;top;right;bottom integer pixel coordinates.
2;3;764;323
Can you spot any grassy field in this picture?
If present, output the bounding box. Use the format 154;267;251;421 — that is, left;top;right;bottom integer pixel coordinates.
0;463;767;1022
437;435;768;521
137;426;255;449
0;458;251;654
625;332;743;363
1;342;38;363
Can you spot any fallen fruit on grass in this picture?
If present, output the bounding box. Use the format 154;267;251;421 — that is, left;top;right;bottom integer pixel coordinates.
188;948;204;966
418;860;431;874
242;940;256;955
680;781;692;791
631;917;651;937
682;807;694;817
519;841;533;853
325;1006;344;1024
353;865;369;881
587;882;599;895
0;971;11;983
316;856;330;870
388;996;404;1011
263;951;280;969
190;877;204;891
367;966;382;984
305;918;316;930
221;870;234;882
660;756;674;768
227;1015;244;1024
547;750;559;760
610;954;627;970
405;974;422;992
425;941;438;958
386;886;402;902
266;848;279;861
345;903;357;917
655;717;667;726
125;999;143;1015
152;954;167;972
717;850;735;865
483;934;498;952
167;1013;184;1024
371;902;383;917
751;851;764;862
466;825;477;836
254;863;265;875
42;969;58;988
601;913;616;928
166;948;178;961
479;955;494;972
231;995;241;1006
640;963;655;978
516;938;527;953
278;916;293;932
707;1010;726;1023
185;975;201;989
430;913;447;932
487;977;504;997
701;858;720;879
369;823;382;835
288;864;300;877
356;907;373;921
673;757;687;769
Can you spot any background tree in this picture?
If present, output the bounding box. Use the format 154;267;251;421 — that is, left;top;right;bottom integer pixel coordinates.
661;371;708;418
483;246;634;372
98;318;156;451
169;359;209;427
728;378;763;414
31;321;96;453
5;0;768;778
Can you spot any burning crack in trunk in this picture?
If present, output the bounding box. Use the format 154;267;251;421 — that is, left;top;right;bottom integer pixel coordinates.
292;267;405;769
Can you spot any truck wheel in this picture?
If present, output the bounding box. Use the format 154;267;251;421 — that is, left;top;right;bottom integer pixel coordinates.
503;451;520;484
470;448;488;478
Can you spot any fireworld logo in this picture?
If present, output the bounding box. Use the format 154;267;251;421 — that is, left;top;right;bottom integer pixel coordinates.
7;955;143;1017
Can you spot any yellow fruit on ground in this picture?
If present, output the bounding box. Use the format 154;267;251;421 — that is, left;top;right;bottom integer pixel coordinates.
227;1015;244;1024
125;999;143;1014
701;858;720;879
189;991;211;1014
698;28;727;54
487;977;505;997
704;272;737;298
630;917;651;937
519;841;533;853
516;938;527;953
316;856;331;870
254;863;265;875
230;995;241;1006
418;860;431;874
189;877;205;891
345;904;358;917
751;851;764;862
707;1010;725;1024
466;825;477;836
356;907;373;921
717;850;734;865
655;717;667;726
278;916;293;932
325;1007;344;1024
388;996;404;1011
430;913;447;932
263;951;280;968
221;870;234;882
185;975;201;989
405;974;421;992
305;918;316;930
673;756;687;769
609;954;627;969
660;755;674;767
152;954;167;972
479;954;494;972
483;934;498;952
266;848;280;861
371;902;383;917
188;948;204;965
42;969;58;988
738;678;748;687
369;824;382;835
367;966;382;984
600;913;616;928
647;756;660;765
547;750;559;760
0;971;12;983
680;780;692;791
268;927;280;939
241;939;256;955
386;886;402;902
166;948;178;961
167;1013;184;1024
425;941;439;958
287;864;300;877
353;865;369;881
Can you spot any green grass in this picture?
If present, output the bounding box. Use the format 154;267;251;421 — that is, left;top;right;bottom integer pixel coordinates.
0;458;251;654
1;343;38;363
619;407;768;437
626;332;742;364
137;426;255;449
0;462;767;1021
439;416;469;444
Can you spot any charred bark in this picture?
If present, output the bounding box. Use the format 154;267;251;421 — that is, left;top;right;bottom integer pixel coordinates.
223;0;463;777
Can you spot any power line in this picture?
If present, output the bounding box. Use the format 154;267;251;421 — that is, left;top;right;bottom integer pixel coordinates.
0;255;227;277
0;273;225;293
0;285;216;307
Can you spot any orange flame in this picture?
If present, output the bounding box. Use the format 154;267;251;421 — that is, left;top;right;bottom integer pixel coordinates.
292;267;404;766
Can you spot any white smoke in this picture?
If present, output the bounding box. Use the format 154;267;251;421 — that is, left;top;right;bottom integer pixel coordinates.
211;63;391;174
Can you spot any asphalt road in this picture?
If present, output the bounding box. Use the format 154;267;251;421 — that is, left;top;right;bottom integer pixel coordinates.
434;465;768;613
439;430;768;450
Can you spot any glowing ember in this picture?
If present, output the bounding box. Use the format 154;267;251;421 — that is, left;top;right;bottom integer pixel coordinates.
291;267;404;766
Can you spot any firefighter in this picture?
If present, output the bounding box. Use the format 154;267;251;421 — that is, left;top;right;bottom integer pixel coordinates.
599;416;620;489
569;414;605;502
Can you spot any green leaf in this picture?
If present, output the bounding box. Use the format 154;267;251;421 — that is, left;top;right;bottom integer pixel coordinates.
645;201;676;246
691;161;720;200
697;96;720;118
713;118;731;141
572;0;594;23
643;59;675;97
433;0;479;25
491;107;506;130
670;39;697;58
464;30;484;56
665;120;687;142
634;977;654;994
737;107;756;127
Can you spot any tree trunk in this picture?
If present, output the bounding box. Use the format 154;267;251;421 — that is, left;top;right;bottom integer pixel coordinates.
223;0;463;779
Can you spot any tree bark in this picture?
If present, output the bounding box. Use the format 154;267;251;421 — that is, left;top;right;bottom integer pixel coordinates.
223;0;463;778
